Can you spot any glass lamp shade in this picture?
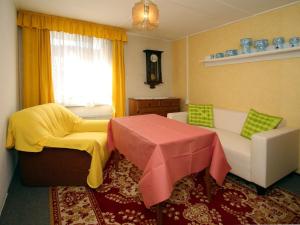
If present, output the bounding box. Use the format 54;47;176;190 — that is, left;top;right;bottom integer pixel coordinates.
132;0;159;30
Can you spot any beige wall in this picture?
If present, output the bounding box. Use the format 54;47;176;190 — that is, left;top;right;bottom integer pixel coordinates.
172;3;300;172
0;0;18;214
172;38;187;109
125;34;173;114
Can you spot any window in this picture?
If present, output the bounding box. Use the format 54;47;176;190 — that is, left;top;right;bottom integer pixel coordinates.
50;31;112;107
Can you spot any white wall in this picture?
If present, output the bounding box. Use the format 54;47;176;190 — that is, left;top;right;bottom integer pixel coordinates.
124;34;173;114
0;0;18;215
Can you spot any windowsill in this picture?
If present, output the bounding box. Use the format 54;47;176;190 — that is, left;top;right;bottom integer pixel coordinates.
67;105;112;119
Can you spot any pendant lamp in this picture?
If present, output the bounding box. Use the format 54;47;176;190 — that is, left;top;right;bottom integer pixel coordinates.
132;0;159;30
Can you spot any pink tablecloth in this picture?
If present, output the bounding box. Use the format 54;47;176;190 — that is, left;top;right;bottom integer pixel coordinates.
107;114;231;208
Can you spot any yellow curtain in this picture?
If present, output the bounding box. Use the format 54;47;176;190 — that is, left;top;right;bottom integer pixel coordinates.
112;40;126;117
18;10;127;111
17;10;127;42
22;28;54;108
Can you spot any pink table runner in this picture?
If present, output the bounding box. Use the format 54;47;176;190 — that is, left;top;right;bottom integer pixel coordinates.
107;114;231;208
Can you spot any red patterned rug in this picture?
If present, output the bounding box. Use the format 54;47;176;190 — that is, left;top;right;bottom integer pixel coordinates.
50;154;300;225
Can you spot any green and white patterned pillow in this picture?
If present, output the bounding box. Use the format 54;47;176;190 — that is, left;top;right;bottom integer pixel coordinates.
188;104;214;128
241;109;282;139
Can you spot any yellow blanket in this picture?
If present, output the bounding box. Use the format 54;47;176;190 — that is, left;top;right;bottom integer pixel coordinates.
6;103;110;188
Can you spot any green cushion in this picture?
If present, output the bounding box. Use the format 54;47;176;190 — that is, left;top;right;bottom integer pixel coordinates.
188;104;214;128
241;109;282;139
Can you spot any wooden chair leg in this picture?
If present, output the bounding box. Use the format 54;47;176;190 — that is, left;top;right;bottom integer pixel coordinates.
113;151;122;171
156;203;163;225
204;167;212;202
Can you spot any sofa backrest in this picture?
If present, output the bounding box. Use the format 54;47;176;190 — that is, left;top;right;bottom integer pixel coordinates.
214;108;285;133
168;108;284;134
10;103;81;139
213;108;247;134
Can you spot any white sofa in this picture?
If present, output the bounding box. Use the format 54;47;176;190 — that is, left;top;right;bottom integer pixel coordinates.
167;108;299;191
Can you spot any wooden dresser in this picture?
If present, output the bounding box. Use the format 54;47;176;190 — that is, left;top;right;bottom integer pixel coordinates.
129;97;180;117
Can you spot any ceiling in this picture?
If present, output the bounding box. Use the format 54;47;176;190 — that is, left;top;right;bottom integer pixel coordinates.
14;0;299;40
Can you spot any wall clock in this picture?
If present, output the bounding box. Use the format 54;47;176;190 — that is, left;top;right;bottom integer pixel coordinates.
143;49;163;89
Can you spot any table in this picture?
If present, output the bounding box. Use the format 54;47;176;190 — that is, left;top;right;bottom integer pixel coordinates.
107;114;231;220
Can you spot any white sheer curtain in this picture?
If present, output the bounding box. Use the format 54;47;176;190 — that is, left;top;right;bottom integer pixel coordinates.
50;31;112;106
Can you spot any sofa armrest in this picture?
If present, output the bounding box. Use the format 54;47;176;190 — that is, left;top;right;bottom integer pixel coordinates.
167;112;188;123
251;127;299;188
73;119;109;132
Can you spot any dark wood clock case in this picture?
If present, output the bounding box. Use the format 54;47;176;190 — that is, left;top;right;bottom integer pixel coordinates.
143;49;163;88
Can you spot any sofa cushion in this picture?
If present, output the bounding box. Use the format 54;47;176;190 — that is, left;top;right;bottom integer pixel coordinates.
199;126;251;180
62;132;108;160
241;109;282;139
213;108;247;134
188;104;214;128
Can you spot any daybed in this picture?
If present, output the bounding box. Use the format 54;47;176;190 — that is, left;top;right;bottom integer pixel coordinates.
168;108;299;193
6;103;110;188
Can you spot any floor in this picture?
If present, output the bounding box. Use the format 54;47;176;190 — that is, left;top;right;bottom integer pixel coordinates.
0;169;49;225
0;168;299;225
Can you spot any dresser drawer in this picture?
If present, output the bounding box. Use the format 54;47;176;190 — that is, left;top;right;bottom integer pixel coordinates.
165;106;180;113
139;108;160;114
137;100;160;108
139;106;179;115
129;98;180;117
159;99;180;106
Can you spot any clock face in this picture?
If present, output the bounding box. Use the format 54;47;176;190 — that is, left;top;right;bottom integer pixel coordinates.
150;54;158;63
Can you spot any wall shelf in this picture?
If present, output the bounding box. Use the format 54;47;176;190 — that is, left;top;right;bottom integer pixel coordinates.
202;46;300;67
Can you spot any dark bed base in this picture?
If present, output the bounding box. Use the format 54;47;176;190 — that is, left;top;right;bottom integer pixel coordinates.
18;147;91;186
